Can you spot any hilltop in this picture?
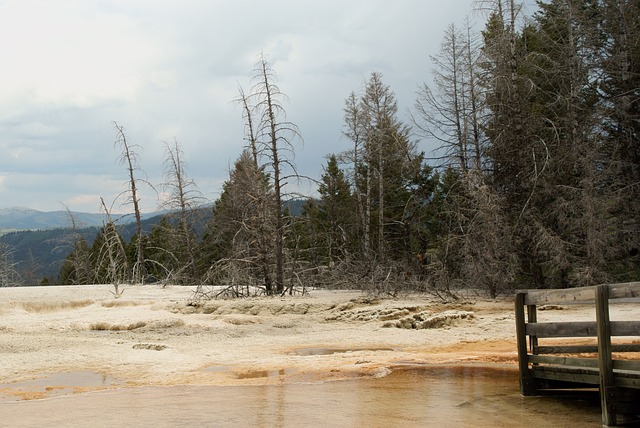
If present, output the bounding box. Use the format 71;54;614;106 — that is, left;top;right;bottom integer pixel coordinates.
0;207;154;233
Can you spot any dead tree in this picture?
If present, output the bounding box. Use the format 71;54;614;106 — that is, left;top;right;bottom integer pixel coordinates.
160;139;204;283
0;241;21;287
113;121;151;283
237;86;260;166
98;197;128;297
55;204;92;285
245;54;302;294
343;92;370;259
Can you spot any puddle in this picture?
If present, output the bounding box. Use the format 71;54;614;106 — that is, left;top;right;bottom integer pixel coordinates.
293;347;395;356
0;371;119;401
0;365;622;427
235;368;297;379
202;366;298;380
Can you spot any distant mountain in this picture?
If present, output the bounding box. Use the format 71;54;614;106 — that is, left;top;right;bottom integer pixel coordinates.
0;208;212;283
0;207;163;233
1;226;101;283
0;200;308;284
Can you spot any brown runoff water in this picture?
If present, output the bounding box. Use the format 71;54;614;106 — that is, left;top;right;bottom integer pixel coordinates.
0;365;614;427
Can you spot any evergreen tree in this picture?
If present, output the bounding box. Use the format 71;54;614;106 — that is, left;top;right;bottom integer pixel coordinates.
338;71;441;289
316;155;356;266
357;72;429;262
57;238;91;285
523;0;610;287
597;0;640;272
144;217;179;283
202;150;276;292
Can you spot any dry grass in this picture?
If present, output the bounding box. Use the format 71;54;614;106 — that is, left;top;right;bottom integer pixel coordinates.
224;316;258;325
101;300;146;308
145;319;186;329
21;300;94;313
89;321;147;331
132;343;167;351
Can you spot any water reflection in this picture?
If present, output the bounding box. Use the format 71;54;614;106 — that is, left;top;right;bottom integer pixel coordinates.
235;368;297;380
0;371;118;401
293;347;395;356
0;365;613;427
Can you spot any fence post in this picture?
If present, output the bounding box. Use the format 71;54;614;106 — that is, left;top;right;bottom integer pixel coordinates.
515;291;536;395
596;284;616;426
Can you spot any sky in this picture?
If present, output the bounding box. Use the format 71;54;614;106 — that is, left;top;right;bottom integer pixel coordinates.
0;0;494;214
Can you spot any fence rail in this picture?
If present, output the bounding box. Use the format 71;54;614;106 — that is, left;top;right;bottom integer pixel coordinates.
515;283;640;426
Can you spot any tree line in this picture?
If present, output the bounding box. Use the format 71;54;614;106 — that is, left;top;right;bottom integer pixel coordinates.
15;0;640;297
412;0;640;296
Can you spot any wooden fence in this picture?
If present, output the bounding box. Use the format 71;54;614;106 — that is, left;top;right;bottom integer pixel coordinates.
515;283;640;426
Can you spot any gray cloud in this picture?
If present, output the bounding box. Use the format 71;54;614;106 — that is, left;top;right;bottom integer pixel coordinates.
0;0;481;213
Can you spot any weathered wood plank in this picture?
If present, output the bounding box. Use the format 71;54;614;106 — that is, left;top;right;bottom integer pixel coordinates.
534;345;599;354
528;356;640;379
530;366;600;385
613;360;640;372
611;321;640;336
526;321;597;337
606;386;640;403
520;287;597;305
614;377;640;389
528;355;598;368
532;378;598;391
530;364;640;381
518;282;640;305
534;344;640;354
607;282;640;300
525;321;640;338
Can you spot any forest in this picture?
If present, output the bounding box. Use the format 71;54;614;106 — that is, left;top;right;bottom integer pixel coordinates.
2;0;639;298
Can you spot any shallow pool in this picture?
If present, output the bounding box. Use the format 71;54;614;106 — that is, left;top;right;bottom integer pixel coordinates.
0;365;613;427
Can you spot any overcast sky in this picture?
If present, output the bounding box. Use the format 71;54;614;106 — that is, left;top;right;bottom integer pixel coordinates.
1;0;491;214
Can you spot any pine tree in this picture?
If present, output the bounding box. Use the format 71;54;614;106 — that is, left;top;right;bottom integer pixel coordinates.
597;0;640;270
317;155;355;266
203;150;276;293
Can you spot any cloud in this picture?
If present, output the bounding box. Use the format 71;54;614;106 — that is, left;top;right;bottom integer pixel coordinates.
0;0;482;213
0;2;154;113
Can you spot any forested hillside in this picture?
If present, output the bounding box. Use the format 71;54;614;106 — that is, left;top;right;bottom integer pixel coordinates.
0;202;305;285
2;0;638;296
406;0;640;296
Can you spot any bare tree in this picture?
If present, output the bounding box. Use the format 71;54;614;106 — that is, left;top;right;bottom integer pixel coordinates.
97;197;128;297
343;92;370;259
244;54;303;294
236;86;260;166
0;241;21;287
413;18;515;297
413;20;486;172
113;121;151;283
359;71;411;261
160;139;204;283
55;204;92;285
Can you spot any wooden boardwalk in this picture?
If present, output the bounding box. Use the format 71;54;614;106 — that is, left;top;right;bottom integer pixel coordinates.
515;283;640;426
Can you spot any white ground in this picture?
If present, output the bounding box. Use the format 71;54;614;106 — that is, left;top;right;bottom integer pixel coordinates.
0;284;637;401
